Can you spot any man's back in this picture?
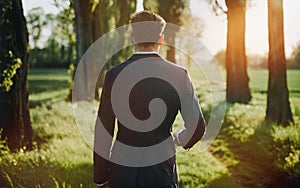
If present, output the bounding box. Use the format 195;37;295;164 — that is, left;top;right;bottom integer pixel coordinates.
110;54;181;147
97;53;183;186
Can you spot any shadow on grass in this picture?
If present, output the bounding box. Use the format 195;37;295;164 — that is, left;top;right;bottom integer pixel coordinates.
29;90;67;109
210;116;300;188
206;175;240;188
29;79;69;95
1;161;93;187
31;125;55;147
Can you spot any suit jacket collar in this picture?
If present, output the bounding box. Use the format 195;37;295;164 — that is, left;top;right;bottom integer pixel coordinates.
129;53;163;62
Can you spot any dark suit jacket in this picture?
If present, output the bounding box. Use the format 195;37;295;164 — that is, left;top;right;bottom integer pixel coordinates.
94;53;206;187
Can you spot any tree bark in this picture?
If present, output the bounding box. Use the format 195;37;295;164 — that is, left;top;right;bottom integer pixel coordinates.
93;0;117;99
92;3;104;100
74;0;92;63
0;0;32;150
165;29;176;63
73;0;93;100
266;0;293;125
225;0;251;103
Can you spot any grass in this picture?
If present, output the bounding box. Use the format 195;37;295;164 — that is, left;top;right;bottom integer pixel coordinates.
0;68;300;187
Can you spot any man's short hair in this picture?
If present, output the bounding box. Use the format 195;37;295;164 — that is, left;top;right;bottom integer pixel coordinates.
130;11;166;48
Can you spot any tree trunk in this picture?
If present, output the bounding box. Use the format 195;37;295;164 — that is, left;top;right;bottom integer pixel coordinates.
74;0;92;62
165;29;176;63
225;0;251;103
92;1;111;100
94;0;137;99
266;0;293;125
114;0;137;61
73;0;136;100
73;0;93;100
0;0;32;150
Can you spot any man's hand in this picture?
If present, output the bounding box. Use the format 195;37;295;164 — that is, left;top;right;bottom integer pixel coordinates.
171;132;180;146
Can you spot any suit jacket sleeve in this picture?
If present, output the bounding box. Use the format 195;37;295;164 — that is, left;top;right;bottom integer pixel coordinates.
176;70;207;150
94;70;115;184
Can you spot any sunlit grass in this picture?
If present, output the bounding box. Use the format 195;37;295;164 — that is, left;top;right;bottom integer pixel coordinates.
0;68;299;187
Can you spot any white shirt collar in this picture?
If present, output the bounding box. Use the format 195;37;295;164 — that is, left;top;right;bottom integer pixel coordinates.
134;51;158;55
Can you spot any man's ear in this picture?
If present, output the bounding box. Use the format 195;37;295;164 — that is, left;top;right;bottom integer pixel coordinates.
157;34;164;45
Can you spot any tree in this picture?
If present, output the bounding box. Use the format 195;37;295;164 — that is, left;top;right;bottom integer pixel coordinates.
214;50;226;68
0;0;32;150
176;7;204;68
289;42;300;69
225;0;251;103
52;0;76;66
26;3;76;69
73;0;137;100
26;7;47;49
75;0;134;69
211;0;251;103
92;0;110;99
73;0;94;100
74;0;93;65
94;0;137;99
144;0;188;63
266;0;293;125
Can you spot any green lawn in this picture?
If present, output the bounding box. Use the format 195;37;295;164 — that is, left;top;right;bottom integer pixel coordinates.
0;68;299;187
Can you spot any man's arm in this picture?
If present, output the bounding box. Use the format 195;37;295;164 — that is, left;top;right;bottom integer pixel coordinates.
174;70;206;149
94;71;115;185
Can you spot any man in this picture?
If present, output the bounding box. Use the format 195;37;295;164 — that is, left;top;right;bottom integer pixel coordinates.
94;11;206;188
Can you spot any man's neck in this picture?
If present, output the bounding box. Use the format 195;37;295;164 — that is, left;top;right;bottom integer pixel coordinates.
134;46;159;53
136;50;157;52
